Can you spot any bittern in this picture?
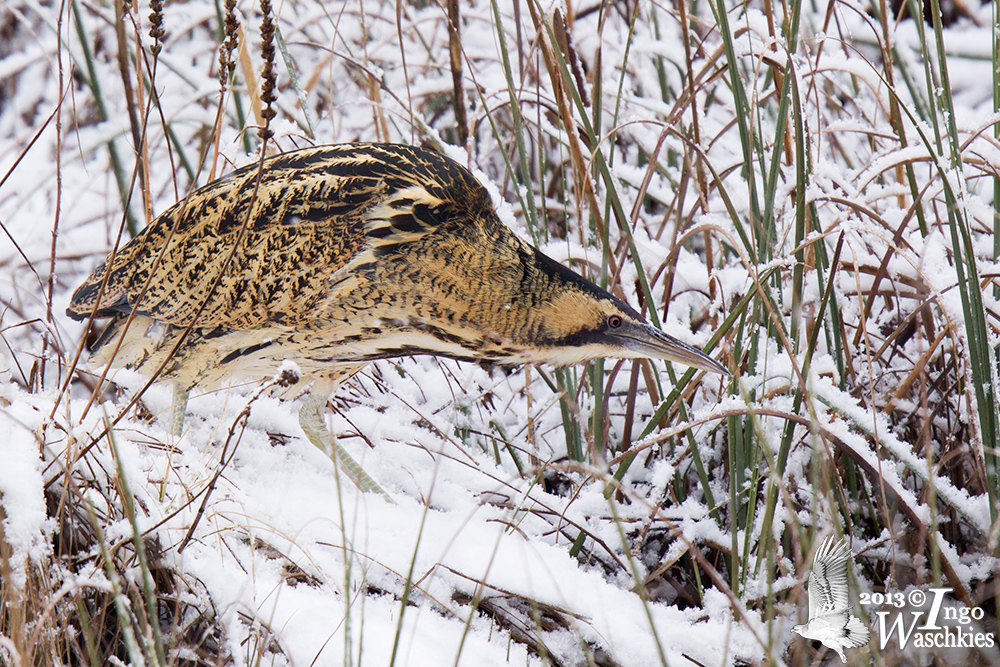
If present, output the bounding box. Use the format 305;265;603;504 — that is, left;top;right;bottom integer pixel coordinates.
67;143;727;496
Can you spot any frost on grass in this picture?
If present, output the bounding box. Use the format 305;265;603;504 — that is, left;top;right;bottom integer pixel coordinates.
2;0;999;665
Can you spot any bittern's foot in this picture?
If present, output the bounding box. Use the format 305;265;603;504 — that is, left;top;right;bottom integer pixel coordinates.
298;391;394;502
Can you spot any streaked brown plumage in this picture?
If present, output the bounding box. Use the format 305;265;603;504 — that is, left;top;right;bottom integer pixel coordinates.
67;143;726;493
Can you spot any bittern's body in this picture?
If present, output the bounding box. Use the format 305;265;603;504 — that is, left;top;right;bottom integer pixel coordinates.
68;143;726;493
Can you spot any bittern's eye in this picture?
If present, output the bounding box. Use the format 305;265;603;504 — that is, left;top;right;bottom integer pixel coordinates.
607;315;623;329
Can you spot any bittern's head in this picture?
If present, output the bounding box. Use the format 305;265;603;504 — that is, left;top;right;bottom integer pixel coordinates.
493;246;728;374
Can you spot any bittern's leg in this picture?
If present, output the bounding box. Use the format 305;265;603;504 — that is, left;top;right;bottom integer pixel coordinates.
299;386;393;501
172;384;189;436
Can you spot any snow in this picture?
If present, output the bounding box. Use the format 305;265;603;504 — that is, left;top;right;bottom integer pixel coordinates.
0;394;51;590
20;379;763;665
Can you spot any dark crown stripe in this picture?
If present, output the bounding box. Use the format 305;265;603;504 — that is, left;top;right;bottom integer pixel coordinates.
530;248;642;320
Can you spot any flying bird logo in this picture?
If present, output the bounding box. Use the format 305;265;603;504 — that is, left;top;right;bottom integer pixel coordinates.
792;537;871;662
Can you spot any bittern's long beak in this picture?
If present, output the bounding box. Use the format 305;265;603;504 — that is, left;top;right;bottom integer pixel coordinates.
614;322;730;375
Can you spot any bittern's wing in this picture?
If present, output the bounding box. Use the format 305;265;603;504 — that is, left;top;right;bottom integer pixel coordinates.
66;144;481;330
807;537;852;620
